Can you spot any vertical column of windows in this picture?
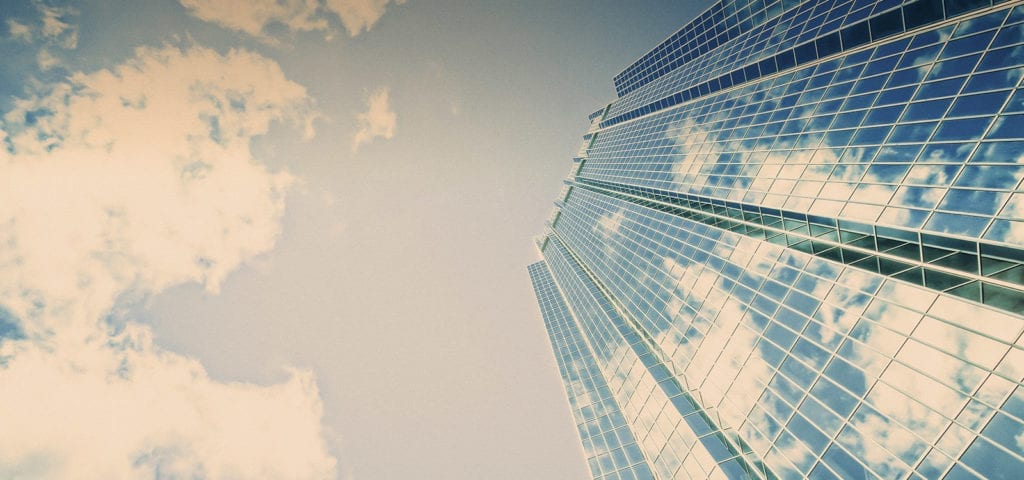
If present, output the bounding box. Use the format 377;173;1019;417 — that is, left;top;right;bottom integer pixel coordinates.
543;239;768;479
530;262;655;480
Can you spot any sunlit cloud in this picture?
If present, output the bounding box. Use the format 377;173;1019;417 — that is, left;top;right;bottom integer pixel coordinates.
351;86;396;153
4;3;79;74
179;0;327;40
6;19;31;42
0;44;335;479
37;3;77;49
36;48;58;70
179;0;405;41
325;0;406;37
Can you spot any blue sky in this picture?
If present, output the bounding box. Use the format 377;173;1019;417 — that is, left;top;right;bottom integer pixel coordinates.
0;1;711;478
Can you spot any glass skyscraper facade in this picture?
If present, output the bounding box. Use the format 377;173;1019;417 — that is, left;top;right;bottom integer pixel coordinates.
528;0;1024;479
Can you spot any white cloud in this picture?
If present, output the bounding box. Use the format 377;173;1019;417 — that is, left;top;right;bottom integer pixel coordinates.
326;0;406;37
37;3;77;49
36;48;59;70
4;3;79;74
351;86;396;153
0;327;335;480
7;19;32;42
179;0;328;40
0;44;336;479
179;0;405;40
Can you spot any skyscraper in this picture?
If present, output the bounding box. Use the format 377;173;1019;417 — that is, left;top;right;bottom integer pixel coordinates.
528;1;1024;479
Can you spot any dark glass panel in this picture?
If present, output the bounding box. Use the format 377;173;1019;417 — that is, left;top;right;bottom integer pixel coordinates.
795;42;818;64
870;8;905;40
777;49;797;70
841;21;871;49
947;280;982;301
924;268;971;290
903;0;945;30
816;32;842;58
944;0;992;17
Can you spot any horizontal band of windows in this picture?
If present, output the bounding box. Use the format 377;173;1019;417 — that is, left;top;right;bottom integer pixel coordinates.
571;176;1024;315
615;0;794;97
601;0;1013;130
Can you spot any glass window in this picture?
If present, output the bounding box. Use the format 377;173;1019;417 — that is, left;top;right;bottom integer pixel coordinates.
988;114;1024;139
777;49;797;70
926;211;990;236
958;168;1023;194
844;92;879;110
945;0;992;17
940;189;1008;215
852;125;893;145
992;23;1024;49
853;73;889;94
960;436;1024;480
890;121;937;143
887;68;926;89
822;444;871;480
953;9;1008;38
864;56;901;78
942;31;997;60
949;90;1013;117
817;32;842;58
963;67;1024;93
839;20;872;50
904;99;952;121
928;54;982;80
935;117;992;141
795;41;818;64
916;77;968;100
903;0;944;30
979;45;1024;72
865;106;906;125
870;9;905;40
906;164;960;184
877;86;917;106
971;141;1024;163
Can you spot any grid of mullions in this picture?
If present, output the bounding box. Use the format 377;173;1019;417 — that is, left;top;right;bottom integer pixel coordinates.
604;0;1018;130
614;0;792;97
569;177;1024;314
549;185;1024;479
584;5;1024;249
606;0;963;119
543;239;767;480
529;262;654;480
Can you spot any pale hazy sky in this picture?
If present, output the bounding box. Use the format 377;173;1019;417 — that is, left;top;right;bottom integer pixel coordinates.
0;1;711;478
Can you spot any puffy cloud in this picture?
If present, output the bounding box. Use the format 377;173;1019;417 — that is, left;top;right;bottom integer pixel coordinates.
179;0;328;39
3;3;79;74
37;3;77;49
179;0;405;40
326;0;406;37
351;86;396;153
0;326;335;480
36;48;59;70
6;19;32;42
0;44;336;479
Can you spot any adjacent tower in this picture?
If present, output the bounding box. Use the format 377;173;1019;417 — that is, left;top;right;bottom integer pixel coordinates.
529;0;1024;479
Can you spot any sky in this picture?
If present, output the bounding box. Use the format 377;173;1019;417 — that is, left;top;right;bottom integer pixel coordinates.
0;1;711;479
